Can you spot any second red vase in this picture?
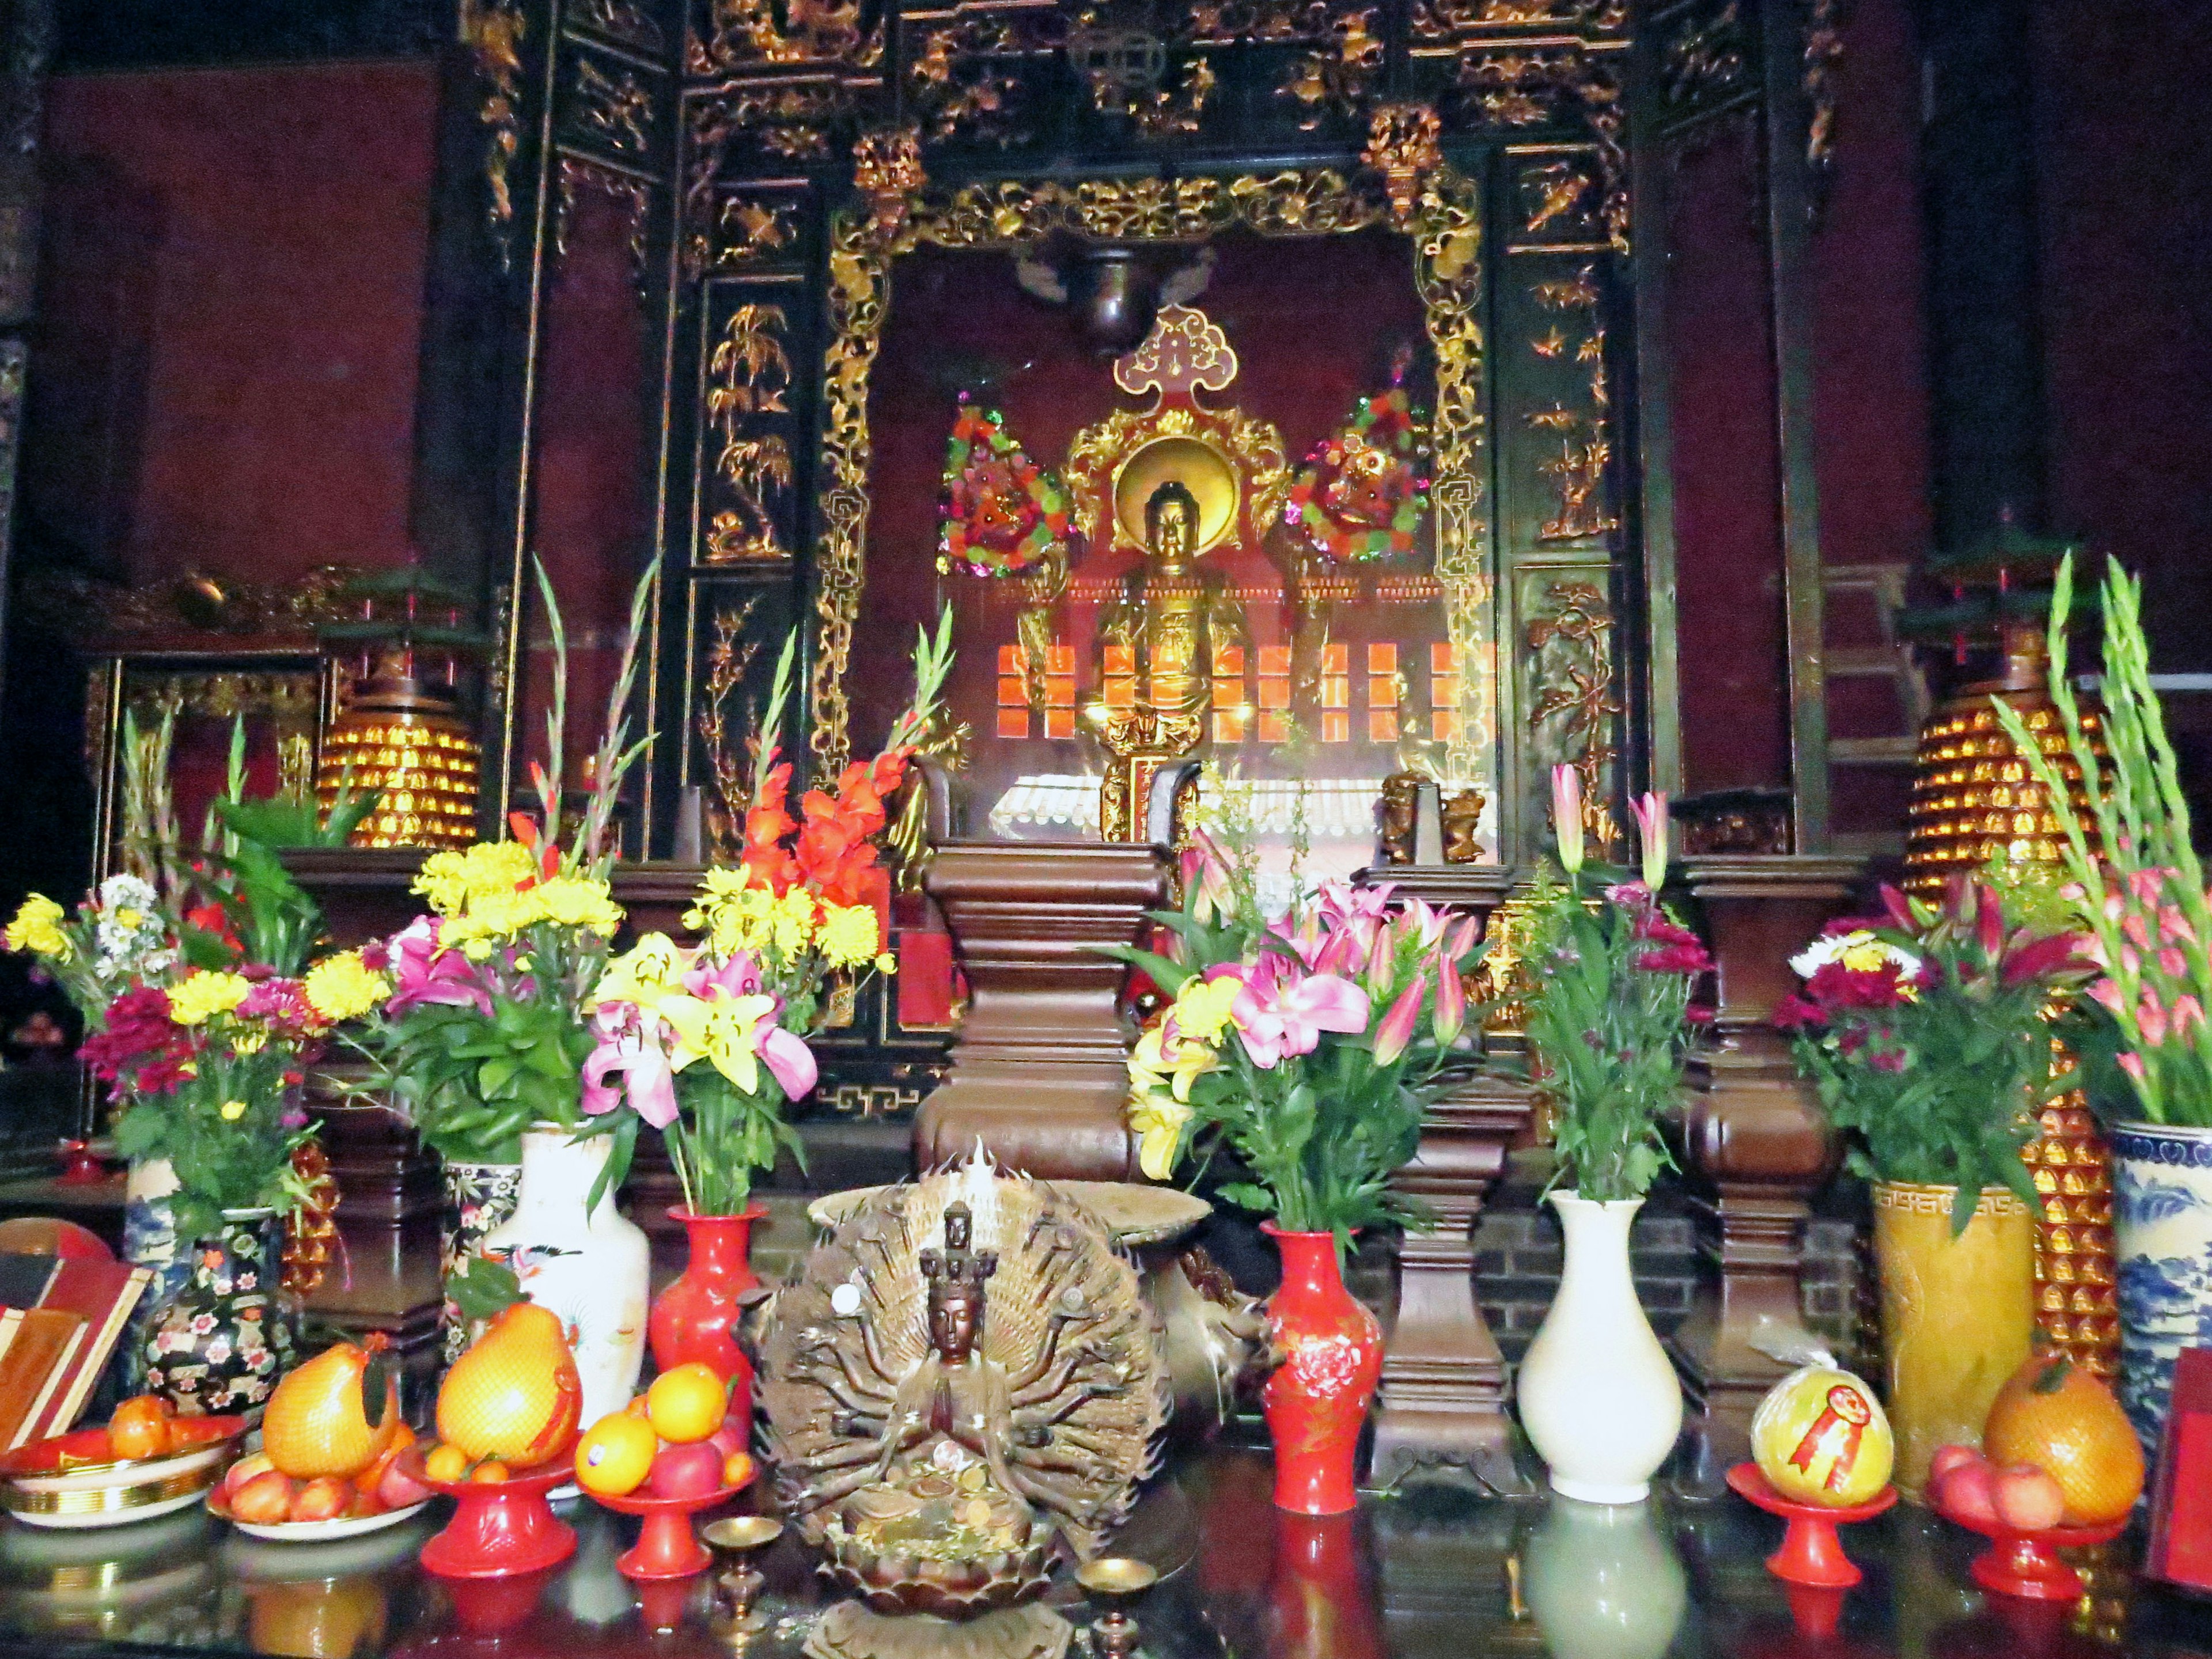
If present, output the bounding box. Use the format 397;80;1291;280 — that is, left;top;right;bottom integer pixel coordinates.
1260;1223;1381;1515
650;1206;766;1408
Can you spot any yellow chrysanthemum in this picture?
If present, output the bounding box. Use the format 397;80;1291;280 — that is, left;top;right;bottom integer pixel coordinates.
219;1099;248;1122
1130;1092;1194;1182
232;1032;267;1056
302;952;392;1024
770;889;819;958
534;875;623;933
4;895;71;960
819;904;880;970
169;971;252;1027
874;951;897;975
413;840;540;916
412;849;474;916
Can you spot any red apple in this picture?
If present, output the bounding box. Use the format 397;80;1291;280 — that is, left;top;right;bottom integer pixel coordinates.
1936;1459;1998;1529
647;1441;727;1501
1991;1464;2067;1532
1929;1444;1982;1486
290;1476;354;1524
377;1456;433;1510
349;1487;386;1518
231;1469;298;1526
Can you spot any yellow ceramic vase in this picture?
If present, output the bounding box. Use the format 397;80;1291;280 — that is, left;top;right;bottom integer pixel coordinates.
1872;1180;2036;1502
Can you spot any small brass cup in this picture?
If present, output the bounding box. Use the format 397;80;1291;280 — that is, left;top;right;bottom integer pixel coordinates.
703;1516;783;1645
1077;1557;1158;1659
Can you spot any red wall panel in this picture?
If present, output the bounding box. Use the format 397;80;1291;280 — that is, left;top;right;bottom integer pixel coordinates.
29;60;440;585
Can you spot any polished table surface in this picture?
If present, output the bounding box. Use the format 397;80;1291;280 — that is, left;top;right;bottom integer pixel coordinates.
2;1442;2209;1659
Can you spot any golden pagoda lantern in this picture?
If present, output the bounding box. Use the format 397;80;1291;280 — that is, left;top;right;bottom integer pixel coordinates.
1900;555;2118;1373
316;570;488;850
317;660;483;850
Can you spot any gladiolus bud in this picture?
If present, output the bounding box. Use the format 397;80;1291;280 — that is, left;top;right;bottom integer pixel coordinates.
1374;972;1427;1067
1433;956;1467;1047
1631;791;1669;893
1551;764;1585;874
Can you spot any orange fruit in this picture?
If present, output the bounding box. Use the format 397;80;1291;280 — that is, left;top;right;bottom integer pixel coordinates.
423;1443;470;1484
722;1452;755;1490
108;1395;172;1458
575;1411;658;1497
469;1461;510;1484
436;1301;582;1465
1983;1353;2145;1525
645;1363;728;1445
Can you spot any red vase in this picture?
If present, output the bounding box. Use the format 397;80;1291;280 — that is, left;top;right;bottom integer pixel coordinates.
1260;1223;1381;1515
1270;1512;1384;1659
649;1207;766;1406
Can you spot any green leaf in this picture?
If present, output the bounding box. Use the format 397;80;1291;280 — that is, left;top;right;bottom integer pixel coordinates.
448;1254;524;1325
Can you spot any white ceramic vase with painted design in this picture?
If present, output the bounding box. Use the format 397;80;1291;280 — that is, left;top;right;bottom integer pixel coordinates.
1515;1193;1683;1504
2111;1120;2212;1455
478;1126;650;1433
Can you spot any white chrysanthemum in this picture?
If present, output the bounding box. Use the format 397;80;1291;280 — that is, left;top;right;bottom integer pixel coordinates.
1789;929;1921;980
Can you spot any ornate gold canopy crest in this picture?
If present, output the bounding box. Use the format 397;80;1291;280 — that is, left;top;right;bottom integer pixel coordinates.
1064;304;1288;563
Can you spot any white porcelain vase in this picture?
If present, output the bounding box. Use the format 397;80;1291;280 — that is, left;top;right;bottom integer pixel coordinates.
1516;1192;1683;1504
479;1127;651;1430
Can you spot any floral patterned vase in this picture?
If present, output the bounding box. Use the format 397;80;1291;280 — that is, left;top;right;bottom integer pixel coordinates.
120;1157;195;1393
143;1209;297;1417
2111;1122;2212;1456
440;1160;523;1367
649;1206;765;1404
1261;1223;1381;1515
479;1127;650;1432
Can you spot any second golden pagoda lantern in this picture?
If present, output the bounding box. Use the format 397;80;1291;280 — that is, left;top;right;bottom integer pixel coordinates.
1899;537;2117;1374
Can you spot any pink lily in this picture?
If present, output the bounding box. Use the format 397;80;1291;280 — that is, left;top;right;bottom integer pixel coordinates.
581;1005;679;1128
1362;917;1398;994
1551;764;1584;873
384;916;493;1017
683;950;765;1002
1374;972;1429;1066
1229;960;1372;1070
1631;791;1670;892
1400;897;1451;949
1440;914;1480;967
1433;955;1467;1046
756;1021;820;1101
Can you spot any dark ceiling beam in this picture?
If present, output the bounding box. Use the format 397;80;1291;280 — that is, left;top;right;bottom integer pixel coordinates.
52;0;444;75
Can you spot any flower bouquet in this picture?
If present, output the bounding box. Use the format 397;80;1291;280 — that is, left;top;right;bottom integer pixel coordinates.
1775;872;2088;1495
571;613;950;1391
4;711;382;1411
1106;785;1478;1512
1513;767;1710;1502
1988;552;2212;1446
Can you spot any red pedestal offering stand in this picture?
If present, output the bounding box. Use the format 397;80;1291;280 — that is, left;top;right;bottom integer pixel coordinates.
402;1450;577;1580
589;1480;749;1580
1728;1464;1898;1588
1932;1495;2127;1601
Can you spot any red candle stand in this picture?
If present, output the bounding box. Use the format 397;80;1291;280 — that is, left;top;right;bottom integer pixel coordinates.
1728;1463;1899;1589
588;1479;748;1580
401;1449;577;1580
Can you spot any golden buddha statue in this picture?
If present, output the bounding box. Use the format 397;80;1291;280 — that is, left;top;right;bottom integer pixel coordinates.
1096;479;1251;731
1086;479;1251;840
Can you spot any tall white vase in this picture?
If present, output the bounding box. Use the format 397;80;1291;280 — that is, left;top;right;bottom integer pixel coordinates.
479;1127;651;1431
1516;1192;1683;1504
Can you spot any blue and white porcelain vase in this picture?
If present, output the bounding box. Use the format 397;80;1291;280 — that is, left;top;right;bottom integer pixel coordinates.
120;1157;196;1392
2111;1121;2212;1453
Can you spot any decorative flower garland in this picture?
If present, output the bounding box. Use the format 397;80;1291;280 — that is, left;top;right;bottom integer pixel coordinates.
935;397;1068;578
1282;385;1431;564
